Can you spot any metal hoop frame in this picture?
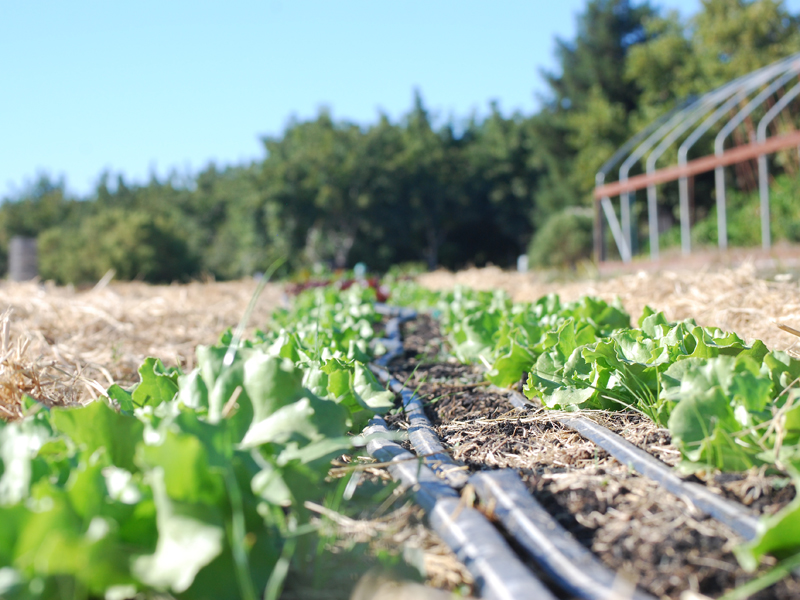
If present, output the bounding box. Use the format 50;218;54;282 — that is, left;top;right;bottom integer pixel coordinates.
594;52;800;263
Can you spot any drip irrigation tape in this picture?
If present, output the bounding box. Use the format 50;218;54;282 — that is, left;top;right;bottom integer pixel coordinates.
364;417;558;600
369;307;697;597
371;308;468;487
470;469;656;600
374;339;403;367
502;390;533;412
372;310;416;367
364;417;458;511
371;364;470;489
374;303;418;321
504;390;760;540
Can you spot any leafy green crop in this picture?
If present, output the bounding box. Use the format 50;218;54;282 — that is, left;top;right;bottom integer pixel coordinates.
387;282;800;576
415;285;630;388
522;308;800;474
0;283;394;600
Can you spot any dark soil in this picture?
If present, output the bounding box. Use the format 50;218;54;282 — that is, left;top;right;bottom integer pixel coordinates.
381;314;800;600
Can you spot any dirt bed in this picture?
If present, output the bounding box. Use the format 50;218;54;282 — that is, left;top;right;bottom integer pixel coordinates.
386;315;800;599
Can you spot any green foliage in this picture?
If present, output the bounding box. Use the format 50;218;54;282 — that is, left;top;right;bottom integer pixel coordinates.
392;282;800;478
38;208;199;284
0;284;397;599
737;494;800;572
518;307;800;475
398;283;630;388
5;0;800;280
528;208;594;268
390;281;800;578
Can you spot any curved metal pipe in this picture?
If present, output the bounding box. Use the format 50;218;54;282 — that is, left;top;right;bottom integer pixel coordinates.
756;80;800;249
613;54;798;260
713;63;800;249
617;103;713;259
595;51;800;263
642;85;744;258
675;54;800;253
594;101;693;262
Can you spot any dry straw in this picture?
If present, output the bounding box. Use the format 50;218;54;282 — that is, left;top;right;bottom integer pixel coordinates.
419;261;800;354
0;277;283;419
1;262;797;418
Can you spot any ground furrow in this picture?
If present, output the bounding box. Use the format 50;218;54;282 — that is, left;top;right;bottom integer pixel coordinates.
364;416;557;600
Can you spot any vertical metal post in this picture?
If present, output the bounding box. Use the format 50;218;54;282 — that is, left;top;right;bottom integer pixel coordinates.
758;153;771;249
9;237;38;281
620;190;631;262
714;166;728;250
646;183;659;260
592;102;691;264
678;176;691;255
593;172;607;263
600;197;631;262
755;78;800;252
593;197;606;263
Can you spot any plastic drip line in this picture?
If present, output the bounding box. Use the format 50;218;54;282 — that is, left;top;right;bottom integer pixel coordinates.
374;338;403;367
372;309;416;368
470;470;656;600
370;364;470;489
370;309;469;488
505;390;760;541
369;307;670;598
364;417;558;600
560;415;761;540
373;303;418;321
364;417;458;511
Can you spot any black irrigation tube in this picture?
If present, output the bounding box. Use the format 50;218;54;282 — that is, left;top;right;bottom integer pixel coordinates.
370;309;470;488
370;363;470;489
373;304;417;364
373;303;418;321
470;469;656;600
505;389;761;541
363;417;558;600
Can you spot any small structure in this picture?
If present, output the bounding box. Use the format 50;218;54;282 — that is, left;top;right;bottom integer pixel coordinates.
595;52;800;262
9;236;38;281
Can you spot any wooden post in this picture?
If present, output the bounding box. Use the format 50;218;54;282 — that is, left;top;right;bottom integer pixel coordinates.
9;236;38;281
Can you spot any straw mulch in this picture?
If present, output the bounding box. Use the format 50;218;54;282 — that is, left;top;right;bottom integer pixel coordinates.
0;278;283;419
418;262;800;353
3;262;798;420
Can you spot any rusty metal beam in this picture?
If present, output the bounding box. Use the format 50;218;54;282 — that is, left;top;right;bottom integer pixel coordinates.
593;130;800;199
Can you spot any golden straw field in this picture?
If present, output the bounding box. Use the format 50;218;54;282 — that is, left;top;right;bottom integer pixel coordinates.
2;262;800;420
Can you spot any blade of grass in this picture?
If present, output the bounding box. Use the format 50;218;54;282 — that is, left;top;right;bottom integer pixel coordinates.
225;465;257;600
264;522;298;600
224;256;286;367
718;551;800;600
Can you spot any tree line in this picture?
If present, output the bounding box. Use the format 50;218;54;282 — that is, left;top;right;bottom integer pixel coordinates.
4;0;800;284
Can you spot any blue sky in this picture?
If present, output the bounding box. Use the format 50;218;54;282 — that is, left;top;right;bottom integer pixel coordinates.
1;0;793;199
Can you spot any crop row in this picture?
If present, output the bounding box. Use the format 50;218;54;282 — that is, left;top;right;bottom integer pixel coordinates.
0;284;396;600
3;279;800;599
389;281;800;578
